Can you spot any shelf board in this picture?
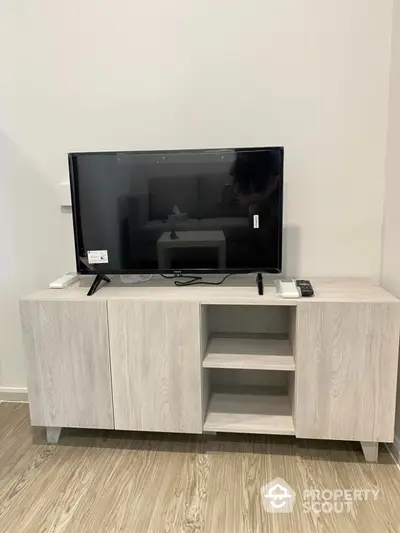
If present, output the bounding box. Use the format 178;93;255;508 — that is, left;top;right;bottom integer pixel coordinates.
203;334;295;371
203;392;294;435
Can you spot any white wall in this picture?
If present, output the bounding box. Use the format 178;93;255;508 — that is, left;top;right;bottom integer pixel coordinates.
0;0;393;389
381;0;400;445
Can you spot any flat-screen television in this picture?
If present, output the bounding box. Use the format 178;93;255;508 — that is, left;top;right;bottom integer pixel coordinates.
69;147;284;276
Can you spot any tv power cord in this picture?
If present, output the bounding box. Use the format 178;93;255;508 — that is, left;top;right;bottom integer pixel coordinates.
161;273;232;287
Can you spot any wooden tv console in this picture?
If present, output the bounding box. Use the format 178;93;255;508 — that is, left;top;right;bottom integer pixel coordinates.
20;277;400;463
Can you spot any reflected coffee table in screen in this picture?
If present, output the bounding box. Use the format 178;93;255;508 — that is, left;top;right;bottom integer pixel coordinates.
157;230;226;270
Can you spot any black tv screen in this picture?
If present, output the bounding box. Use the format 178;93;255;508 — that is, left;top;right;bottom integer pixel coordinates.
69;147;284;275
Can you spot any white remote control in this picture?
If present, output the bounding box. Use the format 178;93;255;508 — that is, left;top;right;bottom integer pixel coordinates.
276;280;301;299
49;273;79;289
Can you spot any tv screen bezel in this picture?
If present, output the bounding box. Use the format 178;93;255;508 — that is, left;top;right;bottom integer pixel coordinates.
68;147;284;276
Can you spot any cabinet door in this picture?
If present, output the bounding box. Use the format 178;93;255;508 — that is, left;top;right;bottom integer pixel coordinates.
108;301;203;433
295;302;400;441
20;300;114;429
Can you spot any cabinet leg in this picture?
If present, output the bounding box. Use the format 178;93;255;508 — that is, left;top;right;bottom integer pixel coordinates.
46;427;62;444
361;442;379;463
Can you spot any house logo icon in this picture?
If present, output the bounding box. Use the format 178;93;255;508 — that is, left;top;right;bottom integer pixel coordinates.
261;478;295;513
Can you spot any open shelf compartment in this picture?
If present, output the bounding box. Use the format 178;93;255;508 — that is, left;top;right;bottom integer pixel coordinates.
200;304;297;436
203;333;294;371
203;388;294;435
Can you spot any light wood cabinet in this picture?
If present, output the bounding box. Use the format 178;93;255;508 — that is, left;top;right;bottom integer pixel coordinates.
20;300;114;429
20;279;400;461
295;302;400;442
107;300;203;433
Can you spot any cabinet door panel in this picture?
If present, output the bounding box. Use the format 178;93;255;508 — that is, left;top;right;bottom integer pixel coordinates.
108;301;202;433
295;302;400;441
20;300;114;429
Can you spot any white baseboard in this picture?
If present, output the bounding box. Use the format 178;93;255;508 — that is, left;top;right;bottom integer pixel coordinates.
386;435;400;469
0;387;28;403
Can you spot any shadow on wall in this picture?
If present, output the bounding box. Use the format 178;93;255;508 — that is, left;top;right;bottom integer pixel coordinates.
0;131;73;385
281;225;301;278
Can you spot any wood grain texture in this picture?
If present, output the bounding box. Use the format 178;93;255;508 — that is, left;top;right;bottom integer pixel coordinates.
200;305;210;423
210;368;289;391
1;403;400;533
23;277;399;305
288;307;297;427
108;300;203;433
19;300;114;429
295;302;400;442
203;392;295;435
203;334;294;371
207;305;290;334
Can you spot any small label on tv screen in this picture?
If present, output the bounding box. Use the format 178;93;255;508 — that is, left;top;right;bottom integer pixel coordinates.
253;215;259;229
87;250;109;264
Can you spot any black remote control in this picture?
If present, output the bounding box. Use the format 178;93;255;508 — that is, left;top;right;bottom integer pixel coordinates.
295;279;314;297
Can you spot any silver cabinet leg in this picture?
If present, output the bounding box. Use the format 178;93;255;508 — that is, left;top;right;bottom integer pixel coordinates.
361;442;379;463
46;427;62;444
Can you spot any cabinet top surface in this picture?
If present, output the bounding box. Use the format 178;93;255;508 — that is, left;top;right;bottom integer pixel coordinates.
22;277;399;305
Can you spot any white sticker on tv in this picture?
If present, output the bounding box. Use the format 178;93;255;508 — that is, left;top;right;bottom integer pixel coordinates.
87;250;109;264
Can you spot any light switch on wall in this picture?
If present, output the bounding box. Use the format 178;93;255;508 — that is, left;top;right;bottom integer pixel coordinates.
59;182;71;207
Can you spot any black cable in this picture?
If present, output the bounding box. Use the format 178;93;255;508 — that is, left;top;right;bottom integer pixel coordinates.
160;272;233;286
174;276;202;286
160;273;202;282
174;273;233;287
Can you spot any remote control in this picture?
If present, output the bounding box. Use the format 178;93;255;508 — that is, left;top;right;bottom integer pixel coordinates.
49;273;79;289
295;279;314;297
276;280;300;299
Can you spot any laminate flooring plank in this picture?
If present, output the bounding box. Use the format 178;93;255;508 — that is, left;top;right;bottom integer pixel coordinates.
147;437;210;533
0;402;28;443
0;438;102;532
253;435;313;533
0;404;34;478
70;436;166;532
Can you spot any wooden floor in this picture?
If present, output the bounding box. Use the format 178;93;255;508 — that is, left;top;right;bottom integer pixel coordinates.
1;403;400;533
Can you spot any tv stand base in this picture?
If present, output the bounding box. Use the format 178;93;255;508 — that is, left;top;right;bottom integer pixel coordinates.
42;425;381;462
20;279;400;467
256;273;264;295
360;442;379;463
87;274;111;296
46;427;62;444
